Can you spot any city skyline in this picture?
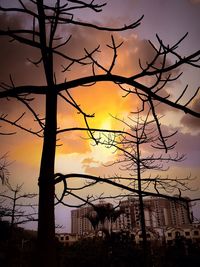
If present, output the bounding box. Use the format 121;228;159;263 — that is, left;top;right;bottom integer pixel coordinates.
71;196;192;235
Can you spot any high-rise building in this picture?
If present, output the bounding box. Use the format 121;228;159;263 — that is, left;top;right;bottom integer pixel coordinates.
71;206;93;235
118;197;191;229
168;198;191;226
71;197;191;234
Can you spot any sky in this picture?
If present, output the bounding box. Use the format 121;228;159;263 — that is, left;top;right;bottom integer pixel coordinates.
0;0;200;232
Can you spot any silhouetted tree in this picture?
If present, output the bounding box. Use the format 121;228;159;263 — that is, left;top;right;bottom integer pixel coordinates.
1;1;200;266
0;183;37;236
96;111;193;266
0;153;10;185
85;202;125;238
85;210;100;233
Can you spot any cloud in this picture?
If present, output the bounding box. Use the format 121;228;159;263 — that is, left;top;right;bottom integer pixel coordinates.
0;13;45;119
84;127;200;185
148;124;200;168
82;157;99;167
175;131;200;157
57;132;91;154
189;0;200;4
0;11;179;117
0;13;44;86
180;96;200;130
58;25;177;118
2;8;197;171
55;153;85;174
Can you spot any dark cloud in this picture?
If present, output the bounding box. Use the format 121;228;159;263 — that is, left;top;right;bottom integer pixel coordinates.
1;7;197;147
0;13;44;86
0;13;44;124
0;12;24;30
0;10;180;95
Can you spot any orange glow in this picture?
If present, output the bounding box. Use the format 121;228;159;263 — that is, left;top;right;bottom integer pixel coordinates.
70;82;140;129
12;138;42;166
56;81;140;159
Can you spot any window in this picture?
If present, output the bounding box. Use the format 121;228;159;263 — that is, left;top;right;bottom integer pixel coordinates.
131;235;135;240
194;231;199;236
168;233;172;237
175;231;180;238
185;232;190;236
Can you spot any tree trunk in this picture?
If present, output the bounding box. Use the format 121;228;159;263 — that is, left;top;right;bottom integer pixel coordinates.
136;140;148;266
37;90;57;267
36;1;58;265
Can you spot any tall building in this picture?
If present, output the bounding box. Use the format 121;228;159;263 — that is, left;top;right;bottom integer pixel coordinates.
71;197;192;234
71;201;113;235
71;206;93;235
169;198;191;226
118;197;191;229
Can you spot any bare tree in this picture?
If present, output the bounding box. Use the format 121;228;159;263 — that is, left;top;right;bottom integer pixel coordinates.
0;1;200;266
93;111;194;266
0;153;11;185
0;183;37;236
85;210;100;233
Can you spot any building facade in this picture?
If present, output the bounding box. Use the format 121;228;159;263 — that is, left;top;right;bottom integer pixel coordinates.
165;226;200;244
56;233;79;246
71;206;94;235
117;197;191;229
71;197;192;235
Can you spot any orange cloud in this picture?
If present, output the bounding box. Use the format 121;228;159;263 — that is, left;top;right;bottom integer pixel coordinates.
69;82;140;128
56;132;91;154
12;138;42;167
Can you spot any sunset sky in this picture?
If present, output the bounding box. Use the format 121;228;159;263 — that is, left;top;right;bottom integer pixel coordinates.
0;0;200;232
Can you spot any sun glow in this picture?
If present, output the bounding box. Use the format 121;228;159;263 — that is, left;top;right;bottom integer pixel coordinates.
55;81;139;176
100;118;112;131
90;139;116;164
